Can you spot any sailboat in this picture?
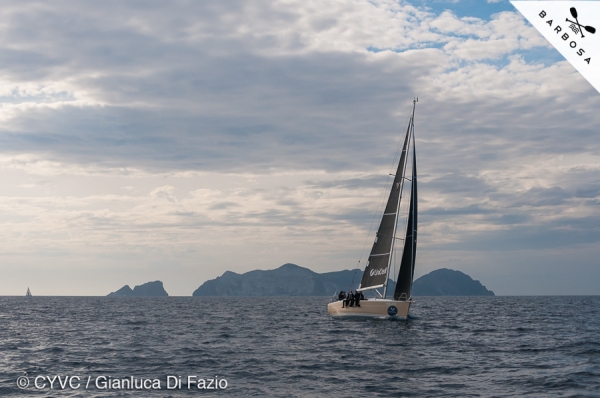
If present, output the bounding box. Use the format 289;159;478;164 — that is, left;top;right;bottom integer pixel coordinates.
26;287;32;297
328;99;418;320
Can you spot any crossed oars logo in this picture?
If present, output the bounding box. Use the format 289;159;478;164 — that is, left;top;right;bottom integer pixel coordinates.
566;7;596;38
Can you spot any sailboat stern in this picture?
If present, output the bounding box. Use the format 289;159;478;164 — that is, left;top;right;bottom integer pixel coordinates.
327;299;411;320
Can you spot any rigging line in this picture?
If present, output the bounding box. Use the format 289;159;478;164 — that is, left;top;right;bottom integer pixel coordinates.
350;160;401;293
351;168;398;293
353;109;411;275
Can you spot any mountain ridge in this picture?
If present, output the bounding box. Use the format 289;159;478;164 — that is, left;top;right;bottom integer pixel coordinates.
192;263;361;296
192;264;494;297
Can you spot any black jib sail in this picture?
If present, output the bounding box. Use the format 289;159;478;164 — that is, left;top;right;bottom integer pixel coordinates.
358;116;412;291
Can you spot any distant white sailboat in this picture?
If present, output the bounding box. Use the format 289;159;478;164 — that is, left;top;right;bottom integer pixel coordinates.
328;99;418;320
26;287;32;297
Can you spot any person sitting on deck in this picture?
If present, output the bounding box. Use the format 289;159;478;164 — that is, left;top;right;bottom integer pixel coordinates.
339;291;346;307
349;291;356;307
355;291;361;307
359;291;365;301
345;291;352;308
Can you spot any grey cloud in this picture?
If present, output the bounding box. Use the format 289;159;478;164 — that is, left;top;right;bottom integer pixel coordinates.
3;2;599;179
426;173;493;194
509;186;572;207
209;202;241;210
303;175;386;190
423;204;493;216
430;215;600;251
575;185;600;199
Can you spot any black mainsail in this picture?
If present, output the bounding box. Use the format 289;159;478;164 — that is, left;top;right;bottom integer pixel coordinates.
358;100;417;299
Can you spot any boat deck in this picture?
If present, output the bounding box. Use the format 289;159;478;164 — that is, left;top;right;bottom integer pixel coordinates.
327;299;411;320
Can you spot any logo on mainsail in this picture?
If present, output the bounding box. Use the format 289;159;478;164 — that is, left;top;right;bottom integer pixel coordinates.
369;268;387;277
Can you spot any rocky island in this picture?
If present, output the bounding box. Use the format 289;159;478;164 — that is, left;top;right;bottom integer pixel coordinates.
193;263;360;296
412;268;494;296
107;281;169;297
192;264;494;297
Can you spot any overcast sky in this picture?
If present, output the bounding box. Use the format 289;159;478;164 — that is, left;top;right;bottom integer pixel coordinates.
1;0;599;296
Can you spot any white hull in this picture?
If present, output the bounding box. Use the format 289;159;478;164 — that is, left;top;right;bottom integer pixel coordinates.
327;298;411;320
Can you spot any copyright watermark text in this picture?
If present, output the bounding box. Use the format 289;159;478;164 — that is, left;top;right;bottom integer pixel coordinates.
16;375;228;391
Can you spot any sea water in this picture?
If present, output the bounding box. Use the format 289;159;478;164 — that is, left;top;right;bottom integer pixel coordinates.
0;296;598;397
